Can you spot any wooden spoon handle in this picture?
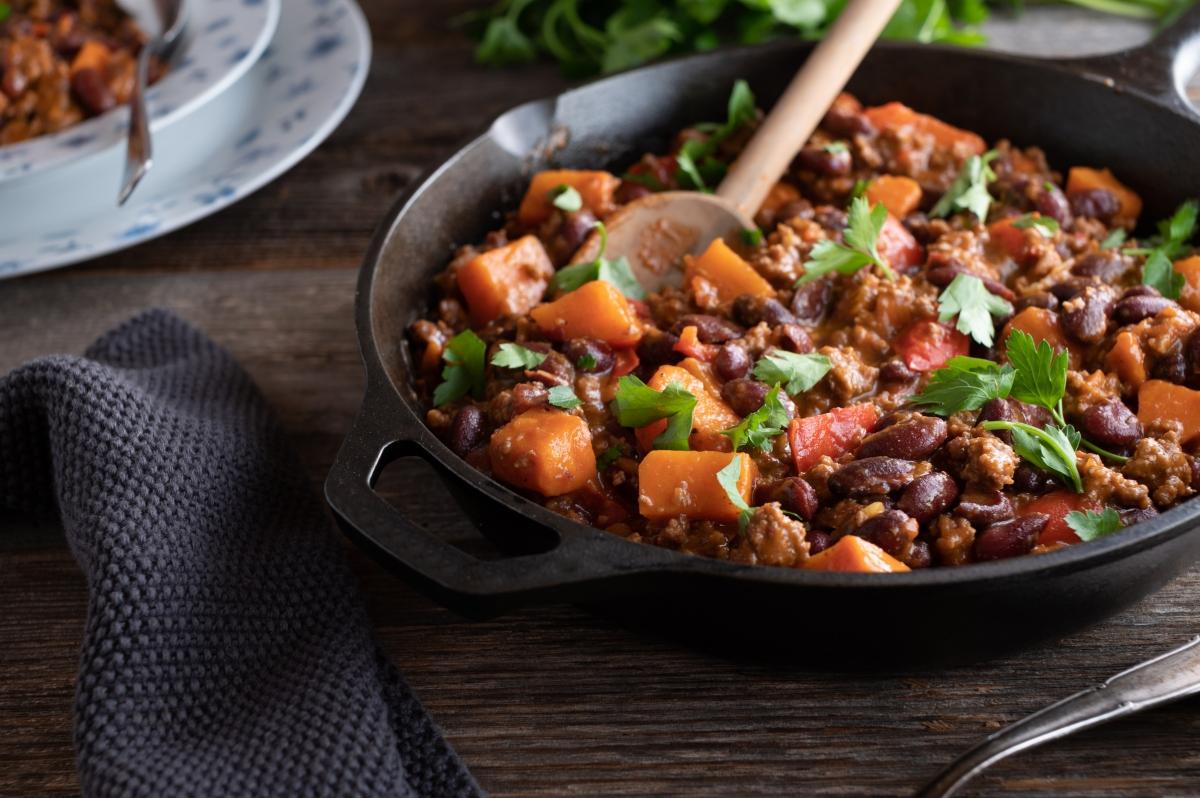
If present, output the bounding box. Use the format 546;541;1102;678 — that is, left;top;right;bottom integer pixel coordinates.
716;0;903;219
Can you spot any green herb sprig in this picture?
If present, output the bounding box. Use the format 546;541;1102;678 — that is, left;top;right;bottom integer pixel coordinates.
550;221;646;299
433;330;488;406
1066;507;1124;541
797;196;894;284
723;385;790;453
612;375;697;450
931;150;997;221
674;79;757;191
1125;199;1198;300
937;273;1012;347
548;385;582;409
752;350;832;395
491;342;548;369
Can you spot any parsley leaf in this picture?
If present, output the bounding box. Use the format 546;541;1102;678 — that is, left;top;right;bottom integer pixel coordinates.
1005;329;1068;413
982;420;1082;492
937;273;1013;347
823;141;849;154
675;79;757;191
1100;228;1126;250
1130;200;1198;300
850;179;869;200
613;375;697;450
1066;507;1124;542
550;221;647;299
1142;249;1186;300
576;353;598;370
549;184;583;212
491;342;547;369
907;356;1015;416
797;197;893;284
723;385;790;452
596;445;623;470
741;227;764;247
931;150;997;220
752;350;832;395
548;385;582;409
715;455;755;533
432;330;487;406
1010;214;1060;237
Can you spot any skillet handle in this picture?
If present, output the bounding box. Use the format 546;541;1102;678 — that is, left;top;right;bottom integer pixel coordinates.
1061;2;1200;116
324;382;670;617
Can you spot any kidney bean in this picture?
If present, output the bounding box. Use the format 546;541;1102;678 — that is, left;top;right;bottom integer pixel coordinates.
795;145;852;177
1073;250;1129;281
557;210;599;254
1120;505;1159;527
1014;292;1059;313
1012;463;1057;494
926;266;1015;301
1151;348;1187;384
563;338;614;374
1185;329;1200;389
813;206;849;232
1121;285;1160;300
858;510;919;557
897;471;959;523
71;67;116;115
856;414;947;460
1061;286;1115;344
1069;188;1120;223
777;324;814;354
878;359;919;387
1080;399;1143;448
715;344;751;381
955;491;1015;526
1112;294;1176;325
790;280;831;323
829;457;917;497
1034;184;1073;227
526;350;575;386
977;398;1018;444
447;405;486;457
1190;455;1200;489
807;530;833;555
721;379;771;417
511;382;550;415
756;477;819;521
907;540;933;569
1049;278;1091;304
732;295;796;327
616;182;653;204
672;314;744;343
773;200;814;224
974;515;1049;561
636;330;679;368
822;95;873;137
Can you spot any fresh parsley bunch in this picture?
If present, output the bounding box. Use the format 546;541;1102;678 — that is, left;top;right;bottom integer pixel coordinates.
1126;199;1198;300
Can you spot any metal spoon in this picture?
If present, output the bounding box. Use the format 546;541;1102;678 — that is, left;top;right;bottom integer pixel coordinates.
916;636;1200;797
118;0;188;206
571;0;902;289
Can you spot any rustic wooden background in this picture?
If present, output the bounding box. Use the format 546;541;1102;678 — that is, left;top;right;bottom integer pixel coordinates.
3;2;1200;796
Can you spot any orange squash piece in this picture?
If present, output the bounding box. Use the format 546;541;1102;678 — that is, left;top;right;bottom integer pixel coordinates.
673;325;717;361
517;170;622;227
530;280;642;347
1138;380;1200;446
803;535;910;573
638;451;757;523
1175;255;1200;313
1066;167;1142;227
1105;331;1147;390
863;102;986;155
1003;307;1083;368
457;235;554;325
684;238;774;303
71;40;110;75
636;360;739;452
489;409;596;497
865;175;922;219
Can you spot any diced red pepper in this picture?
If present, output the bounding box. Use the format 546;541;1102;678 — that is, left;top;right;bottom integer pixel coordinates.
673;325;717;361
1023;491;1100;546
788;404;880;474
894;319;970;372
878;215;923;271
612;347;639;377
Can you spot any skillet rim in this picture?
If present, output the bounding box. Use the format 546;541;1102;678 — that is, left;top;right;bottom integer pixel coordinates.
348;37;1200;591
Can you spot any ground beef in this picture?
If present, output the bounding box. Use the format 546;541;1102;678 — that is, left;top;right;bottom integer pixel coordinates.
819;345;879;404
946;429;1018;490
732;502;810;567
1079;452;1151;509
1123;430;1196;507
752;217;826;285
1065;370;1122;416
931;514;975;566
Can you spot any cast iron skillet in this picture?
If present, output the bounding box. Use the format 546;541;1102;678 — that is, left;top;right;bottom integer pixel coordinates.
327;8;1200;662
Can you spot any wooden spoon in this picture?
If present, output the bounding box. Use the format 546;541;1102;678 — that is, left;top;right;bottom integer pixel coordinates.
575;0;902;290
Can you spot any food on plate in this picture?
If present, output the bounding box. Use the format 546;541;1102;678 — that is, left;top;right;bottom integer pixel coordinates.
1;0;167;145
408;82;1200;573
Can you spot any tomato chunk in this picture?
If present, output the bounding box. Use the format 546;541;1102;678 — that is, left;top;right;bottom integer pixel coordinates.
878;215;923;271
1022;491;1099;546
788;404;880;474
894;320;969;372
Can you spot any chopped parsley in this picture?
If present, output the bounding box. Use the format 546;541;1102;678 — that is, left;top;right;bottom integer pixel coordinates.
432;330;487;406
675;79;757;191
741;227;764;247
491;342;547;369
937;273;1013;347
596;445;623;470
1005;329;1069;413
1126;200;1197;300
823;141;849;154
1010;213;1060;237
752;350;832;395
723;385;790;453
931;150;997;221
547;385;582;409
797;196;894;284
550;221;646;299
907;356;1016;416
576;352;598;370
549;184;583;213
715;456;755;533
981;419;1083;493
612;375;697;450
1100;228;1126;250
1066;508;1124;541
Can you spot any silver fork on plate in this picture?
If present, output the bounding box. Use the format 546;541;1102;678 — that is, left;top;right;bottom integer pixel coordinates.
118;0;189;206
916;636;1200;797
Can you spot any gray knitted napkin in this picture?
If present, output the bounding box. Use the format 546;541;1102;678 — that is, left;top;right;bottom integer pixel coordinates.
0;309;481;798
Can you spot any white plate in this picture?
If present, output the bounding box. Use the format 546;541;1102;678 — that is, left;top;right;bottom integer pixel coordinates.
0;0;281;182
0;0;370;277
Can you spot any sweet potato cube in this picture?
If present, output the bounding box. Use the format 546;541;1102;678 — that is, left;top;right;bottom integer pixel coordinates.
865;175;922;219
517;170;622;227
489;409;596;497
1138;380;1200;446
1175;256;1200;313
458;235;554;325
863;102;986;155
1003;307;1083;368
1066;167;1142;227
1105;331;1147;390
684;238;774;303
635;360;739;452
638;451;757;523
530;280;642;347
987;216;1032;260
803;535;910;573
71;40;110;75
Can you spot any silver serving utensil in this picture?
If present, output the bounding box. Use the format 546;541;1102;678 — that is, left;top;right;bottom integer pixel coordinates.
118;0;188;206
917;636;1200;797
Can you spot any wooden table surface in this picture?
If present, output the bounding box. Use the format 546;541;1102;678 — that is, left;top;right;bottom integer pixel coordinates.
3;3;1200;796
